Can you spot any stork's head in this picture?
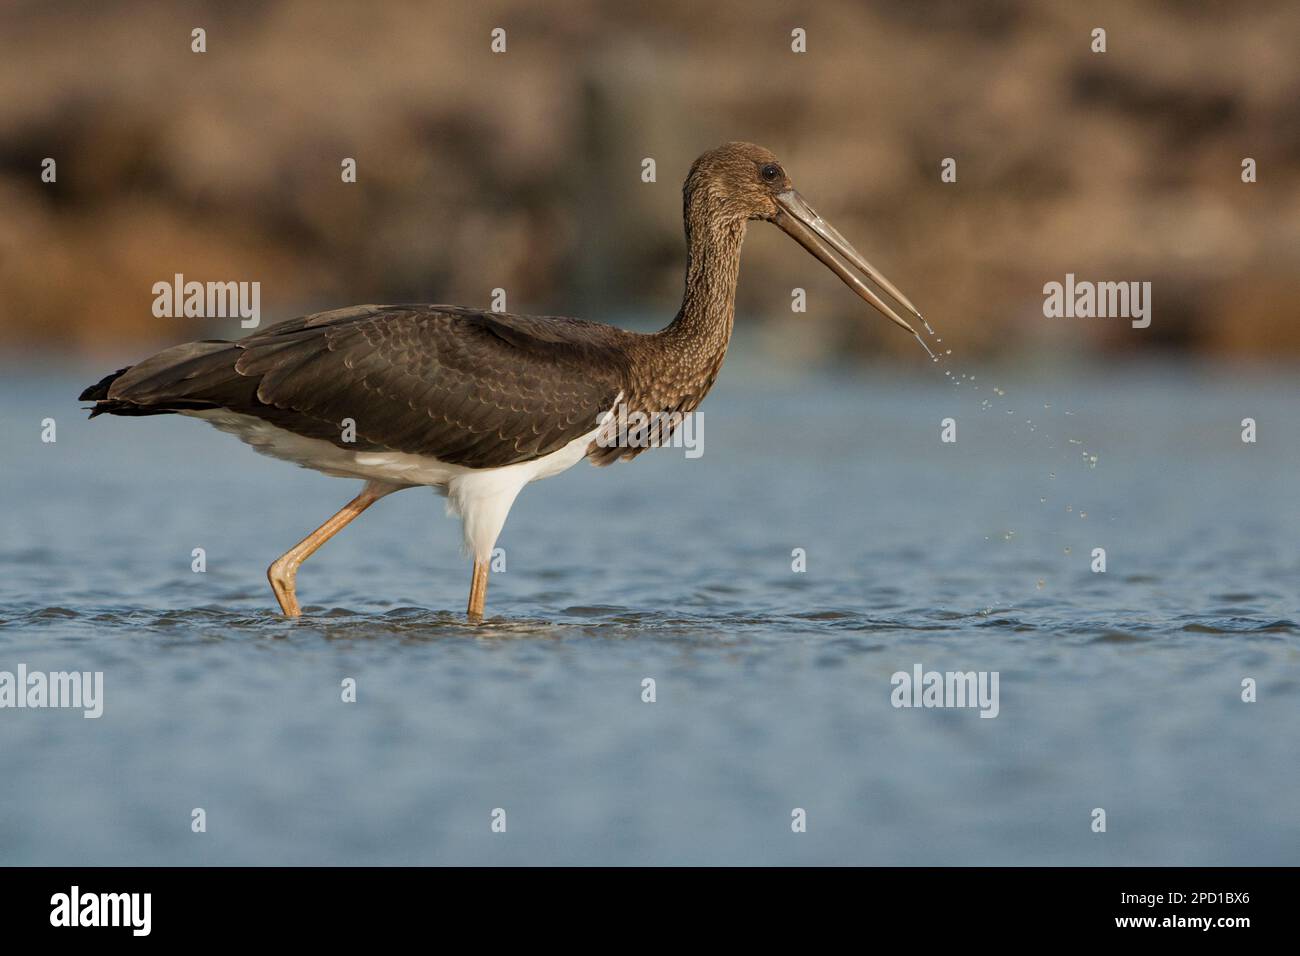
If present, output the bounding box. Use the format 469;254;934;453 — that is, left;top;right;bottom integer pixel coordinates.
685;142;922;334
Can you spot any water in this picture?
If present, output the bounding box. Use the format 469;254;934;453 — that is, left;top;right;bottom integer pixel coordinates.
2;361;1297;865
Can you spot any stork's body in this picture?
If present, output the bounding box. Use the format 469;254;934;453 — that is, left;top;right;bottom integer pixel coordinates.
81;143;921;622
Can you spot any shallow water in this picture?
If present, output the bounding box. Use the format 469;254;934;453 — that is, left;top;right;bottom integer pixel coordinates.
1;360;1297;865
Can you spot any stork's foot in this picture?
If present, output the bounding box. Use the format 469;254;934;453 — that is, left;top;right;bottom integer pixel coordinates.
467;559;489;623
263;482;395;619
268;558;302;618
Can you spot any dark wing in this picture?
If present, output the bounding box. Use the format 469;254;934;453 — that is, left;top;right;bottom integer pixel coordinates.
93;305;632;469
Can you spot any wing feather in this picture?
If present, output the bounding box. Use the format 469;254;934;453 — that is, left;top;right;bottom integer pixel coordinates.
98;304;632;469
237;306;630;468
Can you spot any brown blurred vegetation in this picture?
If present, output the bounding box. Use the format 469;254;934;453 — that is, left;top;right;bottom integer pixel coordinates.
1;0;1298;362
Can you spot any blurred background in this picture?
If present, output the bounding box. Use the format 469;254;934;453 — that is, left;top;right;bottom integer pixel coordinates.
1;0;1298;363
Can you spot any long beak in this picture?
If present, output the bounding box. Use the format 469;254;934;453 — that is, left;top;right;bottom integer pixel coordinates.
773;189;921;335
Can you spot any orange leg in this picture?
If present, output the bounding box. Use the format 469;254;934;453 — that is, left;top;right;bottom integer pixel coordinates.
467;559;489;623
267;482;392;617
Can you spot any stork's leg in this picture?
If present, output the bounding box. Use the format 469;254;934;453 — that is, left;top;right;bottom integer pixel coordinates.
450;475;524;625
467;559;489;624
267;481;396;618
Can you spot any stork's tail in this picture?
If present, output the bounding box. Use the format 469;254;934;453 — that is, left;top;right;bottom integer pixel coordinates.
79;341;246;418
79;367;154;418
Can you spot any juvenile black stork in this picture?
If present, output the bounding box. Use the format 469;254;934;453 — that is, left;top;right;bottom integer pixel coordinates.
81;142;922;623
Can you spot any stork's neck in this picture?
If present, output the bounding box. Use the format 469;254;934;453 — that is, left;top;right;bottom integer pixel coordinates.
657;214;747;368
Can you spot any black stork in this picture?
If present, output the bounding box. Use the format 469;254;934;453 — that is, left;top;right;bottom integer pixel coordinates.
81;142;922;623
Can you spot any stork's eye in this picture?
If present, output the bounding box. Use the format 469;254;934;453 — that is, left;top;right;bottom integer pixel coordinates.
760;163;782;183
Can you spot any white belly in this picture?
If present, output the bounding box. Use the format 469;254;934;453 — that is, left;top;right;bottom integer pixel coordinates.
186;409;599;558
